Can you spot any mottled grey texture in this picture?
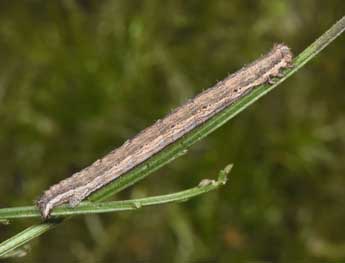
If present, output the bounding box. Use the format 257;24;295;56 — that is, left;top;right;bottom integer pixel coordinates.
37;44;293;219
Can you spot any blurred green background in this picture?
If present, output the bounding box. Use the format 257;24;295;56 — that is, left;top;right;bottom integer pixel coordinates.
0;0;345;262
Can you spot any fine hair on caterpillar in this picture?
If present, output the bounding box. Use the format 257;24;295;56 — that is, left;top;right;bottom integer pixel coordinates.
37;44;293;219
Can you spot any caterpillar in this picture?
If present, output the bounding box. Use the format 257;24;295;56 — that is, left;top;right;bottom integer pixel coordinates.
37;44;293;219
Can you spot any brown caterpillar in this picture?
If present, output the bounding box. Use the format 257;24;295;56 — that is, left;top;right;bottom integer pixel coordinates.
37;44;293;219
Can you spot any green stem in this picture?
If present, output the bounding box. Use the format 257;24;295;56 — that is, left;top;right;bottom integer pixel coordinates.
88;15;345;202
0;166;229;220
0;15;344;258
0;165;230;257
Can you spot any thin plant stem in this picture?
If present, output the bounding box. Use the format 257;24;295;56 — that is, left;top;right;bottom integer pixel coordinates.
0;15;344;258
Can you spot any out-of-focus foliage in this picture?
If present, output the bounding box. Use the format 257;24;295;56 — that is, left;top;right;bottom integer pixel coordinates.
0;0;344;262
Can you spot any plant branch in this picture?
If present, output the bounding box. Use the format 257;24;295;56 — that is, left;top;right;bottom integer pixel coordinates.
0;165;230;257
0;14;344;258
0;165;230;220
